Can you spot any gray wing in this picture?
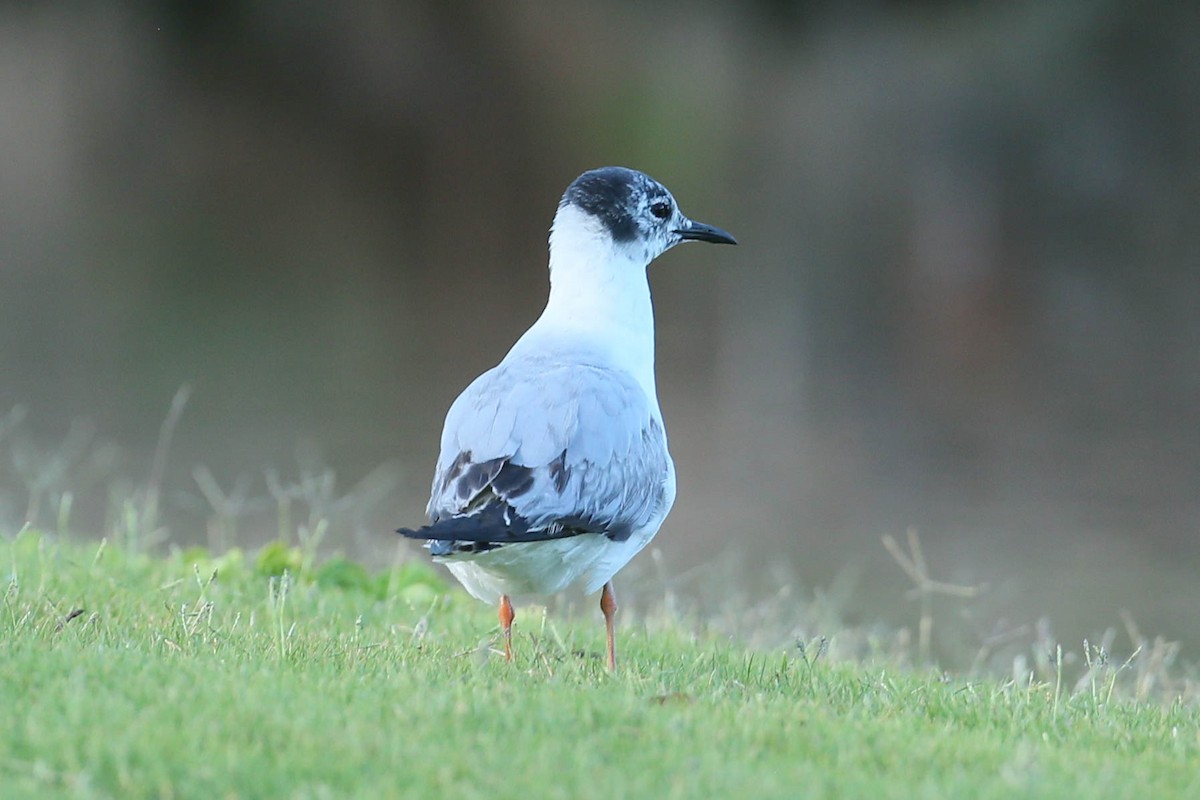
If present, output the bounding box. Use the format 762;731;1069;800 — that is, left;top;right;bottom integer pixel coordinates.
412;352;671;545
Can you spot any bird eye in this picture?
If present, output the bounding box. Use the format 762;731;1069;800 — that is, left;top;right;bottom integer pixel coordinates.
650;201;671;220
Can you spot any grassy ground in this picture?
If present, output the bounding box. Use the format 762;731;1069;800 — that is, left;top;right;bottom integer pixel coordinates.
2;531;1198;799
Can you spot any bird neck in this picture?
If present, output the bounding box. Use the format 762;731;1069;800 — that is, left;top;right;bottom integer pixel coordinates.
516;222;659;407
546;247;654;328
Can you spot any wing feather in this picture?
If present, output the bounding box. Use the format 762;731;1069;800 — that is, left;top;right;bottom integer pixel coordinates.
415;352;671;546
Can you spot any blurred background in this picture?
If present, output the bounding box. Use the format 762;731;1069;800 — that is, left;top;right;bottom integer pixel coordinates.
1;1;1197;663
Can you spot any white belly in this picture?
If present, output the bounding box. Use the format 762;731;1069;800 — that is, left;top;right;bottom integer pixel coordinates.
439;523;659;605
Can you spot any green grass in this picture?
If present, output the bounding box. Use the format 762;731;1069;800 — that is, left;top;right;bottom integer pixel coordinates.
2;532;1198;799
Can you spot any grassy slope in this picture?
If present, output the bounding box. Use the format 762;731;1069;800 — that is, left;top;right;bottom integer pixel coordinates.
1;533;1197;799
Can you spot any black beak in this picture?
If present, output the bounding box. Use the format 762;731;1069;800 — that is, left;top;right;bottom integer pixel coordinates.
674;220;738;245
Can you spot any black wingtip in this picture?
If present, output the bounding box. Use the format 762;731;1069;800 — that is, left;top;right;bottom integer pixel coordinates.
396;502;614;547
396;506;530;543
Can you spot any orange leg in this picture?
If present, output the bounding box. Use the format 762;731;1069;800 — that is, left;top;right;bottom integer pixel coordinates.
600;581;618;672
498;594;515;662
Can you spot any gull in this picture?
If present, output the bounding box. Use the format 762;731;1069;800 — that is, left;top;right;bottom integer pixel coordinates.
397;166;736;670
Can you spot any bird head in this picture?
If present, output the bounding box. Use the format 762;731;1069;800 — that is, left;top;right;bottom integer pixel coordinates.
550;166;737;268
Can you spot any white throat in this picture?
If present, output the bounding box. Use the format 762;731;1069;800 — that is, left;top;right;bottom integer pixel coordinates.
508;205;660;411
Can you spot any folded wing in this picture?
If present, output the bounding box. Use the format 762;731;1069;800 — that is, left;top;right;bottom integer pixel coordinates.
397;353;671;552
